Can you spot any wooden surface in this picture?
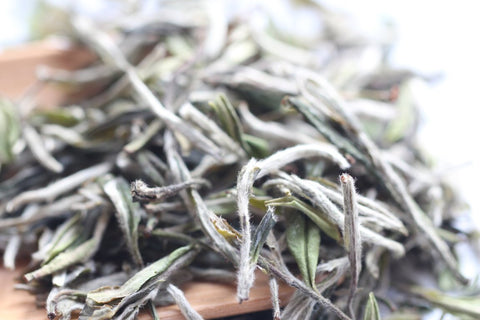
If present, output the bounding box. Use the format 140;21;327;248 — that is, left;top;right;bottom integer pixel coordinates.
0;266;294;320
0;39;96;107
0;42;294;319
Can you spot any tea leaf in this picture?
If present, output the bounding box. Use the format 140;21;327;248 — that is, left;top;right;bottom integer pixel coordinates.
167;284;203;320
257;144;350;180
0;98;21;167
210;214;241;243
269;276;281;320
7;162;112;212
123;119;163;154
0;3;476;319
266;194;342;242
23;123;64;173
42;213;84;264
236;158;259;302
87;245;194;304
295;71;466;283
409;287;480;319
250;206;277;263
100;175;143;266
209;94;247;149
72;16;224;159
131;179;207;202
341;173;362;316
286;213;320;288
274;174;405;257
25;209;110;281
363;292;381;320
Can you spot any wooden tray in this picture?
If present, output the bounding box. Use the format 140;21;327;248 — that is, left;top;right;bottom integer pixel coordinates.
0;266;294;320
0;41;294;319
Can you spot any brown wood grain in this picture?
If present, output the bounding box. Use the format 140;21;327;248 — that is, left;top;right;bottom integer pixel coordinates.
0;42;294;319
0;266;294;320
0;40;96;107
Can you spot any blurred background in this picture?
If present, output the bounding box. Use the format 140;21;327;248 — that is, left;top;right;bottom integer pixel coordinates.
1;1;479;316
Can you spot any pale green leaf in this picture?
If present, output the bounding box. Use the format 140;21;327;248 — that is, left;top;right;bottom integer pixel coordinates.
364;292;381;320
250;206;277;263
410;286;480;319
266;195;342;242
87;245;193;304
0;98;21;167
286;213;320;288
100;175;143;266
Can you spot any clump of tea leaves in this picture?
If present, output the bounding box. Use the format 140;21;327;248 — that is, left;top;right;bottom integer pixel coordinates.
1;2;479;320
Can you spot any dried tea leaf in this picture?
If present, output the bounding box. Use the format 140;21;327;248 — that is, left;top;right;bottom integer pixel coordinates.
409;286;480;319
101;175;143;266
256;144;350;180
167;284;203;320
25;209;109;281
131;179;206;202
23;124;63;173
250;206;277;263
7;162;112;212
266;194;342;242
209;93;246;149
87;245;193;304
363;292;381;320
210;214;241;243
0;3;477;319
236;159;259;302
42;213;84;264
286;213;320;288
0;98;21;167
341;173;362;316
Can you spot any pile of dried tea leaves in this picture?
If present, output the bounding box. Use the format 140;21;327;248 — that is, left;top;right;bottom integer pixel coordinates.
1;1;479;320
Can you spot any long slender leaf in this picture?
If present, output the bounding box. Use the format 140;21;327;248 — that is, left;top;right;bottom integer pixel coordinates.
409;287;480;319
286;213;320;288
87;245;193;304
101;175;143;266
250;206;277;263
364;292;381;320
0;98;21;167
266;195;342;242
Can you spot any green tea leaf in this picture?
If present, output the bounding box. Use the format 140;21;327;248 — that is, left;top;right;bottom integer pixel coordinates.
364;292;381;320
286;213;320;288
0;98;21;167
100;175;143;266
266;195;342;242
242;134;270;159
209;93;254;155
25;210;110;281
43;213;84;264
25;238;98;281
87;245;193;304
250;206;277;263
410;286;480;319
30;108;81;127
